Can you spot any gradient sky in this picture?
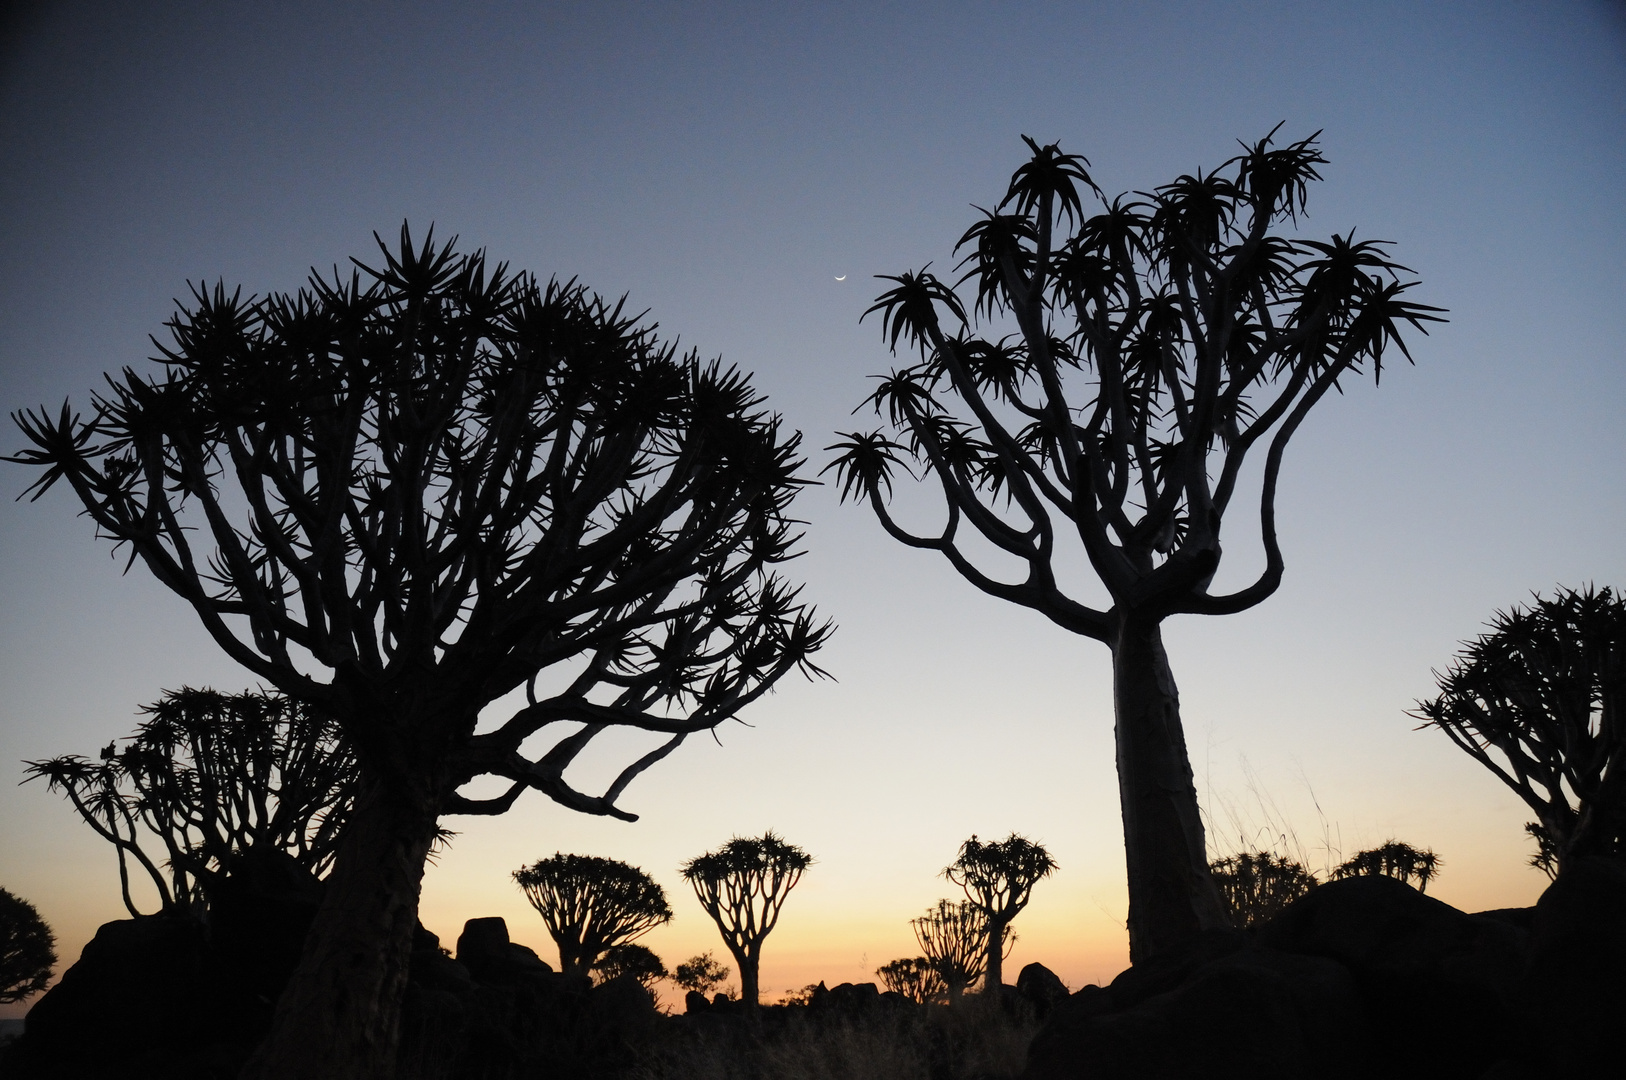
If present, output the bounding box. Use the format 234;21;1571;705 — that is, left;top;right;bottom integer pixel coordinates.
2;1;1623;1017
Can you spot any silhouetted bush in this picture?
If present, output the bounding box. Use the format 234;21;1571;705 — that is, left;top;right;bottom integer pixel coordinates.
674;952;730;997
594;943;668;990
0;887;55;1004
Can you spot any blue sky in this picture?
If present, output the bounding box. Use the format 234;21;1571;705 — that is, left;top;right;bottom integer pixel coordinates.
2;1;1622;1012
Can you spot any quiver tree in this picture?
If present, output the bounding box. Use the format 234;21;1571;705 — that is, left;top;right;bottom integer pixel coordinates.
944;832;1055;989
1412;585;1624;878
680;832;811;1007
911;898;1006;1003
1208;851;1317;928
24;687;355;916
7;227;829;1079
1330;841;1441;892
828;130;1442;961
513;852;673;978
875;956;945;1004
0;887;56;1005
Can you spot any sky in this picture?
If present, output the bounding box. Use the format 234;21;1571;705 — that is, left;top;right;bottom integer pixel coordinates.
1;1;1623;1017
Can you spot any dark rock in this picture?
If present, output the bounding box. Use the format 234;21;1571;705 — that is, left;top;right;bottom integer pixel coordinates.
1258;875;1528;1077
1024;946;1366;1080
809;980;881;1016
1105;928;1247;1009
684;989;710;1014
1472;906;1535;930
4;916;258;1080
454;916;553;985
1523;857;1626;1076
206;849;323;1006
1016;962;1070;1019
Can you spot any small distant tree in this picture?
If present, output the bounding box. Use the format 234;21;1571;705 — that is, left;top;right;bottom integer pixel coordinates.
592;943;668;990
1209;851;1317;928
0;887;56;1005
514;853;673;978
680;832;811;1007
828;131;1442;961
1413;585;1624;878
1330;841;1440;893
673;951;730;997
24;688;355;916
944;832;1056;990
876;956;946;1004
911;899;1007;1003
9;228;829;1077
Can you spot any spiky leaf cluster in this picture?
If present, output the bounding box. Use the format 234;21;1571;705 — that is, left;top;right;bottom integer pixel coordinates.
1329;840;1441;893
10;227;830;820
1413;585;1623;877
514;852;672;977
24;687;353;916
875;956;946;1004
1208;851;1317;928
944;832;1057;926
828;130;1444;635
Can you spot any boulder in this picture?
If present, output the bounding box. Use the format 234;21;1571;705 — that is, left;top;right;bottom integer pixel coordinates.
454;917;553;985
3;916;258;1080
1258;875;1529;1077
1523;857;1626;1076
1016;962;1069;1019
1024;945;1366;1080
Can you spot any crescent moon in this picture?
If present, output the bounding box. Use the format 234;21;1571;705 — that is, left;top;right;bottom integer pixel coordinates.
834;275;846;281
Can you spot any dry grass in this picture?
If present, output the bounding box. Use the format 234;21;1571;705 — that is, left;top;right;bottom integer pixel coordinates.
627;994;1038;1080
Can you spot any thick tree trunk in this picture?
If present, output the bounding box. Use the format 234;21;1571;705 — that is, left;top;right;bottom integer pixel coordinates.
1112;614;1230;963
984;915;1009;991
238;778;439;1080
738;943;760;1007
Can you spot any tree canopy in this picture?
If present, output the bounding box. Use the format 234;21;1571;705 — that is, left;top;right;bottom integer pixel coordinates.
943;833;1055;989
1414;585;1623;877
513;852;673;978
0;887;56;1006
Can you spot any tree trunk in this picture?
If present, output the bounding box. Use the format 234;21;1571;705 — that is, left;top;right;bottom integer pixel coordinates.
238;778;439;1080
738;943;760;1007
984;915;1009;991
1112;614;1230;963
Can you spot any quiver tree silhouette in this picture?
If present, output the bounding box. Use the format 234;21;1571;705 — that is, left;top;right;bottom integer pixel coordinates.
513;852;673;978
828;130;1442;961
911;898;1007;1003
876;956;946;1004
673;951;730;997
7;227;830;1080
944;832;1055;990
680;832;811;1008
592;943;667;990
23;688;354;917
1208;851;1317;928
1412;585;1624;878
0;887;56;1005
1330;841;1440;892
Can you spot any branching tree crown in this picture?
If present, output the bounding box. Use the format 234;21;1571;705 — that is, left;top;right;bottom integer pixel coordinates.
24;687;354;917
943;832;1055;990
0;887;56;1005
680;831;811;1008
1413;585;1623;878
1330;841;1441;893
827;130;1442;961
8;227;830;1078
1208;851;1317;928
591;943;667;990
875;956;946;1005
910;898;1007;1003
513;852;673;979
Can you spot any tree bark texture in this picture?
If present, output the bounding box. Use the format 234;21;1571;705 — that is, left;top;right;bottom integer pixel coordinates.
238;779;439;1080
1112;616;1230;963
